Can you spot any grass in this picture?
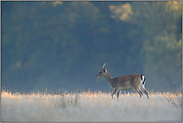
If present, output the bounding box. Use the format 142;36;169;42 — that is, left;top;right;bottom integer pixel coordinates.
1;89;182;122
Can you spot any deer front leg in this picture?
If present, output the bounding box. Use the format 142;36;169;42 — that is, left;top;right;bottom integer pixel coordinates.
117;90;120;99
111;89;117;99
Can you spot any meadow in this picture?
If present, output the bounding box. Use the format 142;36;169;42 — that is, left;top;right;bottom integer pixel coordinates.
1;90;182;122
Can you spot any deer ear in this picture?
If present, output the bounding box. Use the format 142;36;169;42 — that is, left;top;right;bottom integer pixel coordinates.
103;63;107;68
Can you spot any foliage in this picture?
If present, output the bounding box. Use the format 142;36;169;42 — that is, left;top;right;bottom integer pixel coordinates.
1;1;182;92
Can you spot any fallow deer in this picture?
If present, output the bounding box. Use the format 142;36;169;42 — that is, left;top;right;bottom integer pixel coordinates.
96;63;149;99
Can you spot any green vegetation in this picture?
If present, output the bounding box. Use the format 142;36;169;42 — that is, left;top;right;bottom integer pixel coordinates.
1;1;182;92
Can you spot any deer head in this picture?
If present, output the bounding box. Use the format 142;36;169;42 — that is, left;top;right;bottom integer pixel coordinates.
96;63;108;81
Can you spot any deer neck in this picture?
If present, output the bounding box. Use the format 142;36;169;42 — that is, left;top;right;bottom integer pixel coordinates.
103;72;113;87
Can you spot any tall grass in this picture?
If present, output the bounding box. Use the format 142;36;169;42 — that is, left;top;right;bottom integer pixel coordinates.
1;90;182;121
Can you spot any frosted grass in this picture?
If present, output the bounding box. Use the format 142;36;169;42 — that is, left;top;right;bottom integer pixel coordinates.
1;90;182;122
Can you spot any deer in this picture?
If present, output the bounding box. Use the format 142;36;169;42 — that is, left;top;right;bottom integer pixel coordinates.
96;63;149;99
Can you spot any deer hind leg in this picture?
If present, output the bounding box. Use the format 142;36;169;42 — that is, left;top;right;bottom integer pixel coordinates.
140;85;149;98
135;88;143;98
111;89;117;99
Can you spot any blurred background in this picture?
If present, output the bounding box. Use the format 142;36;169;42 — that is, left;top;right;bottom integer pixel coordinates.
1;1;182;93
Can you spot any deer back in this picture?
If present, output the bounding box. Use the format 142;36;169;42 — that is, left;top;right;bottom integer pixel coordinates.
111;74;142;89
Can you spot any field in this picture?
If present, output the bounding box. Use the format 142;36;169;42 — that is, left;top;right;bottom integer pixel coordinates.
1;90;182;122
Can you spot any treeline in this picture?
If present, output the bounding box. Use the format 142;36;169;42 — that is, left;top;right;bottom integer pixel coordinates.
1;1;182;92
